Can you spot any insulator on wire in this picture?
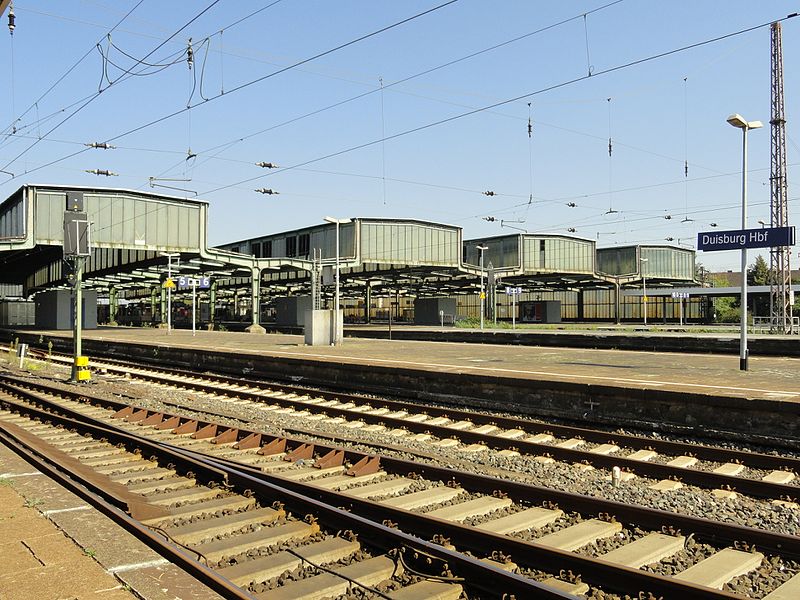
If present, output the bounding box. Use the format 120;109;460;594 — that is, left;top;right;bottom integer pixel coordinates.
85;169;118;176
255;162;278;169
608;137;612;157
255;188;279;195
566;202;576;207
483;190;496;197
483;216;496;222
85;142;115;149
684;160;688;177
8;3;15;35
567;227;576;233
187;38;194;69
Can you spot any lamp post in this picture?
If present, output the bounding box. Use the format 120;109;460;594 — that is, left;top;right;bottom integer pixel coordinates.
476;245;489;329
324;216;351;345
727;113;763;371
160;252;180;335
639;257;649;326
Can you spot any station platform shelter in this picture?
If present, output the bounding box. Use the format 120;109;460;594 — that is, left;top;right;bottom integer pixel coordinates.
1;184;700;329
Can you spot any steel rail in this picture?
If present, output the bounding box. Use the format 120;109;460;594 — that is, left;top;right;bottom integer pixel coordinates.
186;448;745;600
24;347;800;466
0;392;566;599
0;424;255;600
3;371;796;502
3;375;800;559
2;381;797;599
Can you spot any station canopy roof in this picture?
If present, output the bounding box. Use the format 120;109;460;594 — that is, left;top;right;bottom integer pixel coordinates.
0;185;696;299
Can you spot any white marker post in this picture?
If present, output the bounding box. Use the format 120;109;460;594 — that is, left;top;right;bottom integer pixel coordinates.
191;278;197;337
506;287;522;329
512;291;517;330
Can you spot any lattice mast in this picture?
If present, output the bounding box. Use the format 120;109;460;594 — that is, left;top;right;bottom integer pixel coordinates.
769;22;793;333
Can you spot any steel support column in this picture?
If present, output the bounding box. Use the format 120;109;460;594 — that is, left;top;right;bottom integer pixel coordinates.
245;267;265;333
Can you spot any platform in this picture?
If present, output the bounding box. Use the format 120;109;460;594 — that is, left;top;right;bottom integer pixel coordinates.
4;327;800;442
0;436;223;600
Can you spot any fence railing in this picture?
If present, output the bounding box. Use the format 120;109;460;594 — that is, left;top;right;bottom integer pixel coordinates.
752;316;800;334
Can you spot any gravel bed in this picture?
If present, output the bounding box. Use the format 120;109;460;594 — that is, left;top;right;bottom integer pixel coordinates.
516;567;619;600
460;504;521;527
168;501;273;528
366;478;432;501
725;557;800;599
217;528;330;571
510;512;581;542
13;362;800;539
641;539;714;575
245;535;371;593
13;351;800;455
7;360;800;600
416;490;478;513
573;526;639;556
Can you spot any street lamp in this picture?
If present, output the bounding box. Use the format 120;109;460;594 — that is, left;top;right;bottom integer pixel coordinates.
324;216;351;345
160;252;180;334
727;113;763;371
476;244;488;330
757;219;767;228
639;257;649;326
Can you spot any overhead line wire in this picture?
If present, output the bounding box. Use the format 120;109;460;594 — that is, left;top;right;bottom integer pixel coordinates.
152;0;625;179
0;0;225;174
202;12;799;196
1;2;284;152
0;0;147;138
2;0;462;183
0;0;283;134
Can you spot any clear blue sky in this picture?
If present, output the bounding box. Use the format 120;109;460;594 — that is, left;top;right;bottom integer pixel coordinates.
1;1;798;271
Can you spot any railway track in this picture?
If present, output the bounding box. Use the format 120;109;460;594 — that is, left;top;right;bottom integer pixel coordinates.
21;348;800;505
0;390;546;600
2;374;800;598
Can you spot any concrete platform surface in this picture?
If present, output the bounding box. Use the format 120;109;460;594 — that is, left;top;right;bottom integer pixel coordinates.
0;440;223;600
16;326;800;402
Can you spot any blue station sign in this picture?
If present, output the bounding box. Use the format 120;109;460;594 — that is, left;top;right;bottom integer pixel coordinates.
697;226;795;252
177;276;211;289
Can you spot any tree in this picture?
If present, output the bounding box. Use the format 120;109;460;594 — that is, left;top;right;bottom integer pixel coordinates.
747;255;771;317
709;273;739;323
747;255;770;286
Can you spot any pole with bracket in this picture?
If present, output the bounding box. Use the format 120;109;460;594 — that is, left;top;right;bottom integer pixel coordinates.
64;191;91;383
71;255;84;381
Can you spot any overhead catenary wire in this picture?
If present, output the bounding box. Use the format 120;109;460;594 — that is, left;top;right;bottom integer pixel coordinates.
605;97;617;215
150;0;626;181
9;3;796;237
4;1;295;171
0;0;146;139
380;76;387;206
201;12;800;197
460;162;797;230
1;1;281;143
1;0;463;183
0;123;791;234
583;11;594;75
682;76;693;223
71;157;796;245
0;0;225;175
528;102;534;204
